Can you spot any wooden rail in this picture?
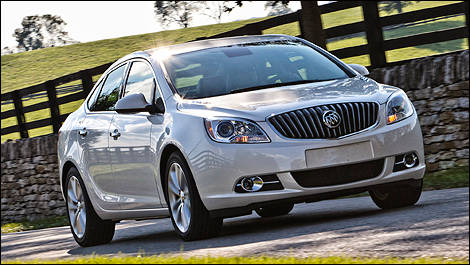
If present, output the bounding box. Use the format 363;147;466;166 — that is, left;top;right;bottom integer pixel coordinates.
1;63;112;137
1;1;468;139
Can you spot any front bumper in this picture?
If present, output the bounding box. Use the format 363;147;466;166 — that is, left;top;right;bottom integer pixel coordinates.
187;110;425;212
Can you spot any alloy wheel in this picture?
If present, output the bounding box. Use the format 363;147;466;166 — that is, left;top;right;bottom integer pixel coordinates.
167;163;191;233
67;175;87;238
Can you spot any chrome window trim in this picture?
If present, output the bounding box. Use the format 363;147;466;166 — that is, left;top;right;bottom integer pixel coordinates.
84;56;167;114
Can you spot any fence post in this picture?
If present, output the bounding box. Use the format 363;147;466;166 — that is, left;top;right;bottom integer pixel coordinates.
362;1;386;68
299;1;327;49
465;1;469;31
11;90;28;138
80;69;94;96
296;10;304;38
45;80;60;134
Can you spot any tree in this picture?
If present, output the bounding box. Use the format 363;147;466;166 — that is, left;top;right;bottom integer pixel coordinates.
1;46;16;55
223;1;325;48
154;1;202;28
201;1;228;24
13;14;76;51
379;1;419;14
265;1;293;16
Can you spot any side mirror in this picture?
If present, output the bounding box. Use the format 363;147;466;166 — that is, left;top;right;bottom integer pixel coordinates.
348;64;369;76
115;93;153;113
155;97;165;114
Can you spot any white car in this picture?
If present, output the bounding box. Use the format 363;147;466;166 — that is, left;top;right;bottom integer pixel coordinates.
58;35;425;246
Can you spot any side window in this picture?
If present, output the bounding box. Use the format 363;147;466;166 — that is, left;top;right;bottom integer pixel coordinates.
87;79;103;110
92;64;126;111
124;61;160;104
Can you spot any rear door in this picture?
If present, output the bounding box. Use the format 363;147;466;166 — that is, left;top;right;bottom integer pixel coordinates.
108;59;163;210
78;63;127;210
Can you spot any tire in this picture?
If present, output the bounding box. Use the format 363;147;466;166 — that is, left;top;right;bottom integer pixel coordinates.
65;167;115;247
369;179;423;209
164;152;223;241
255;203;294;218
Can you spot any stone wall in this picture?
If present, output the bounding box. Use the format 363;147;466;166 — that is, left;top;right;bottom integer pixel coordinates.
369;50;469;171
1;135;65;223
1;50;469;223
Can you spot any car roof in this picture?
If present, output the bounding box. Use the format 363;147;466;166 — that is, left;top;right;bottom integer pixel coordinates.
143;34;298;58
109;34;299;71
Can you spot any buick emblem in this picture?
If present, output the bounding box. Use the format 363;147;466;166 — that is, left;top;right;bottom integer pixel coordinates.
322;110;341;129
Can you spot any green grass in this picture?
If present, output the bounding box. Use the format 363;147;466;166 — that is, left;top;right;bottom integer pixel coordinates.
2;255;469;264
1;1;467;142
1;17;269;94
423;166;469;190
1;216;68;234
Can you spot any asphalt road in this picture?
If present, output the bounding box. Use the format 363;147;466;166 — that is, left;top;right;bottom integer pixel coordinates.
2;188;468;261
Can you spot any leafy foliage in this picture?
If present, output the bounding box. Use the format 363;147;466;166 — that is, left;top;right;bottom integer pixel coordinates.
154;1;202;28
13;15;76;52
201;1;229;23
265;1;293;16
380;1;420;14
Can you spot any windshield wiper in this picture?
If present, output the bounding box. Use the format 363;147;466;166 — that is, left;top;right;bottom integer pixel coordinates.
229;79;335;94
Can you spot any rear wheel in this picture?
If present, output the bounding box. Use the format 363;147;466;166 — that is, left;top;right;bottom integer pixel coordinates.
164;152;222;241
369;179;423;209
65;167;115;246
255;203;294;218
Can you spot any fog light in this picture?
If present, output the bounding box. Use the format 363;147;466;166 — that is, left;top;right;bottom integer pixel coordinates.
393;152;419;172
404;153;418;168
241;176;263;192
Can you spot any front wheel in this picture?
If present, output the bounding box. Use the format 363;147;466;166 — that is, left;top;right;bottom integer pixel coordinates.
255;203;294;218
369;179;423;209
164;152;222;241
65;167;115;246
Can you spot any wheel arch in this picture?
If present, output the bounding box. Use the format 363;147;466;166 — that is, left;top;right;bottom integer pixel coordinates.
158;143;206;209
159;144;182;195
61;160;78;196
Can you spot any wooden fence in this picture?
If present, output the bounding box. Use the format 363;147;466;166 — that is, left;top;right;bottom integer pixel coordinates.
1;1;469;140
1;63;112;138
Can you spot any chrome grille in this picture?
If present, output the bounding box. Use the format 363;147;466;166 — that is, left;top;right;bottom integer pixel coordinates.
268;102;379;139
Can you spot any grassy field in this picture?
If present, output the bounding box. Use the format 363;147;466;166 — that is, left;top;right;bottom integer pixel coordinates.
1;1;467;142
2;255;469;264
1;216;68;234
422;166;469;190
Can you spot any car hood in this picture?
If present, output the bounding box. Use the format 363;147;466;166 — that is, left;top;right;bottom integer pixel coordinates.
176;76;398;121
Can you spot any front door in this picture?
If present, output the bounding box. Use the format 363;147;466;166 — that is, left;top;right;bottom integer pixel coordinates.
79;63;128;210
79;113;118;209
108;60;163;210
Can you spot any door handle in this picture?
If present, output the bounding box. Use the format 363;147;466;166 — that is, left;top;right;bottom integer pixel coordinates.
78;128;87;137
110;129;121;140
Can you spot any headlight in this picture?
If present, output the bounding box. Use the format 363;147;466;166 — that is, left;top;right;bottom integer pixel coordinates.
204;118;270;143
386;90;414;124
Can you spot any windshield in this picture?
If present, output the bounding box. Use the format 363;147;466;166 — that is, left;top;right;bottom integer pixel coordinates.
162;40;351;99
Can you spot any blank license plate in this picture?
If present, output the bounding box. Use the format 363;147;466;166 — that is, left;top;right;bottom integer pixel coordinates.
305;141;374;168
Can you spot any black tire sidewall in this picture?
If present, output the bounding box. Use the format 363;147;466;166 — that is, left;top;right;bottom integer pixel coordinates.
164;152;222;240
256;203;294;217
65;167;90;245
65;167;115;246
369;179;423;209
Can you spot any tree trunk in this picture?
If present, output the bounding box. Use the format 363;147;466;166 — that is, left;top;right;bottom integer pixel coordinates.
299;1;326;49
